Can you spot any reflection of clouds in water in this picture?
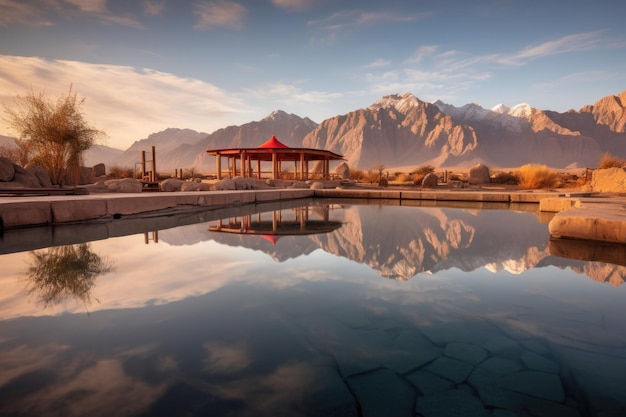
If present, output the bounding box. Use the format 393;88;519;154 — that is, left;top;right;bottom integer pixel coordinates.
0;343;70;387
208;362;323;415
0;344;165;417
203;341;252;374
39;359;166;417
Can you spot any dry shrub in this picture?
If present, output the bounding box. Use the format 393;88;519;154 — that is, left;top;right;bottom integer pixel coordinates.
108;165;133;178
515;164;559;189
410;165;435;185
394;173;408;183
491;171;518;185
349;169;367;181
598;152;625;169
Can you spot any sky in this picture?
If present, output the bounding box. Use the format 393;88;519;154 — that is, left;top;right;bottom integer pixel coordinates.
0;0;625;150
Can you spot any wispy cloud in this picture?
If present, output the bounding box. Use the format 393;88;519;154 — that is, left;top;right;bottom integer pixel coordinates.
362;31;625;104
65;0;108;14
243;82;344;105
271;0;313;12
0;55;250;148
0;0;55;27
143;0;165;17
193;0;247;30
308;9;431;43
496;31;616;66
362;58;391;69
0;0;144;28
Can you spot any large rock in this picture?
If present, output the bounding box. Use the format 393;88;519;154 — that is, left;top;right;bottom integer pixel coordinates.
591;167;626;193
13;164;41;188
25;165;53;187
422;172;439;188
334;162;350;180
160;178;185;192
92;163;106;177
468;163;490;185
180;182;213;191
104;178;142;193
0;157;15;182
214;178;236;190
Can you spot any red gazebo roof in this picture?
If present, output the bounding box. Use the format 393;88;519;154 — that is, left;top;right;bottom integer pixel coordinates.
258;135;289;149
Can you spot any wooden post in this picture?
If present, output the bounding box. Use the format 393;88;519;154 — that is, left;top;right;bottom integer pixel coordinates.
151;145;156;182
216;155;222;179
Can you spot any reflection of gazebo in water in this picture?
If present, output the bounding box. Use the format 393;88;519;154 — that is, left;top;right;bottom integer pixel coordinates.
206;136;344;180
208;205;343;244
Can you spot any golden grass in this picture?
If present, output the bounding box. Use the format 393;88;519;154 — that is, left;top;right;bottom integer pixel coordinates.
515;164;559;189
598;152;625;169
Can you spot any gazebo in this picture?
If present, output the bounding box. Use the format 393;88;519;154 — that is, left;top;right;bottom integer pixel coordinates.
206;136;344;180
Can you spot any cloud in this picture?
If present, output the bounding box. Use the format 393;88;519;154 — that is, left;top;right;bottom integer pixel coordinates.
143;0;165;17
0;55;250;149
0;0;145;28
0;0;55;27
308;9;431;42
193;0;247;30
497;31;615;66
271;0;313;11
362;58;391;69
65;0;107;14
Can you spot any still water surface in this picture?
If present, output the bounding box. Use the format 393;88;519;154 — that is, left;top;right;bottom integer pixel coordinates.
0;199;625;417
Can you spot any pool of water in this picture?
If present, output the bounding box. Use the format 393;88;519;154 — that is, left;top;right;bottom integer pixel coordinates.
0;199;625;417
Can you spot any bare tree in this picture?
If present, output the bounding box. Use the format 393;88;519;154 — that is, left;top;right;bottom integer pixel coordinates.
3;85;105;185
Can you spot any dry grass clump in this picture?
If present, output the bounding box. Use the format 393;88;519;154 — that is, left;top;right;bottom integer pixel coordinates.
598;152;625;169
108;165;134;178
515;164;560;189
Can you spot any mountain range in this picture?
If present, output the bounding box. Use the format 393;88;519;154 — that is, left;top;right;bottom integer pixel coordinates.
5;90;626;172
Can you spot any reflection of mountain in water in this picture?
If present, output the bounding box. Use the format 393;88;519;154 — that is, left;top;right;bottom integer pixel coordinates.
157;204;625;285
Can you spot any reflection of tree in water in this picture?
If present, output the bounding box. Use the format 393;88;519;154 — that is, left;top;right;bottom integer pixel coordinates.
25;243;114;310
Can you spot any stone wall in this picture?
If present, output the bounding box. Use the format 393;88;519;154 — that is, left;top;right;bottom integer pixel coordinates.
591;167;626;193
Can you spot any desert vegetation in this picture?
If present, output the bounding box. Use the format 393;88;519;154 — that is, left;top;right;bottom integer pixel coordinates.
2;85;104;185
514;164;560;189
410;165;435;185
598;152;625;169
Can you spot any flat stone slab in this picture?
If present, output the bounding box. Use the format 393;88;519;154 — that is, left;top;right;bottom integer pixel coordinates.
545;197;626;244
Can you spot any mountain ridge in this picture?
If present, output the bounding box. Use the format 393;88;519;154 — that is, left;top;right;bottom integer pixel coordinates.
5;91;626;171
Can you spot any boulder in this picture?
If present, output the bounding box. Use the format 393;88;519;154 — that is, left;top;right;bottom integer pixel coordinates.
214;178;236;190
160;178;185;192
468;163;490;185
104;178;142;193
13;164;42;188
310;181;325;190
591;167;626;193
93;163;106;177
180;182;213;191
0;157;16;182
334;162;350;180
422;172;439;188
79;166;95;185
232;177;261;190
26;165;53;187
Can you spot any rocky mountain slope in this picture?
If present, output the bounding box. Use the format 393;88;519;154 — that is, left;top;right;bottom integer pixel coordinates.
8;90;626;172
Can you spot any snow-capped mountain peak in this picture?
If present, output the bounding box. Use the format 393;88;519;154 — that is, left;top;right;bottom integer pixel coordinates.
369;93;422;113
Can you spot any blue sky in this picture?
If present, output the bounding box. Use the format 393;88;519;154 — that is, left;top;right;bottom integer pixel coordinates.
1;0;625;149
